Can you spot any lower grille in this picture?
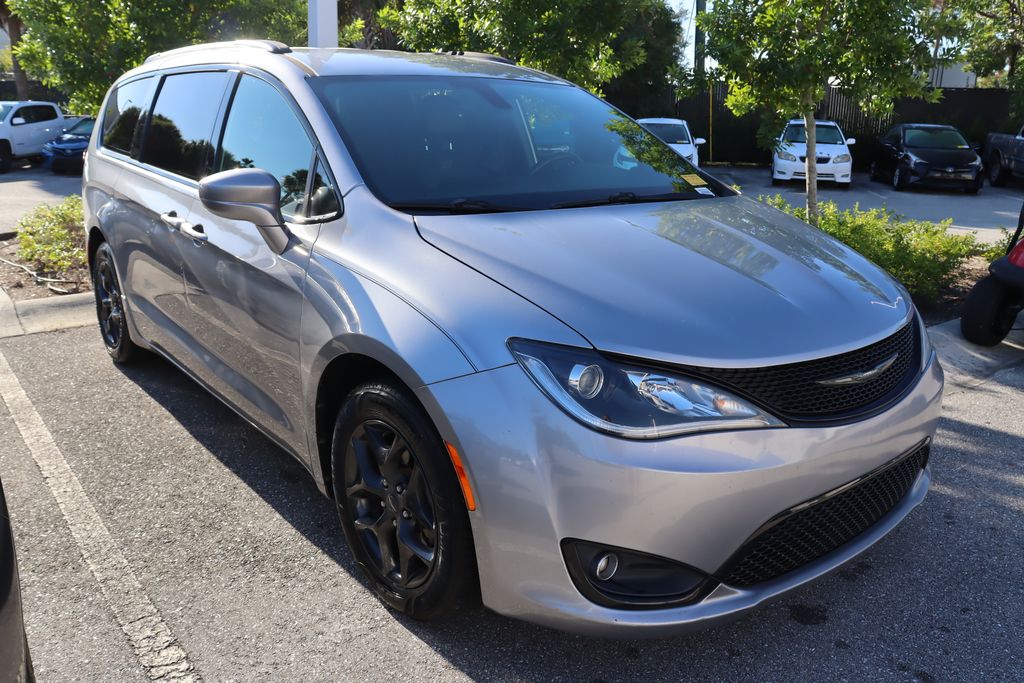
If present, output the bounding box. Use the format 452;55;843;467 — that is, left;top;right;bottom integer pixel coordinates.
718;441;929;588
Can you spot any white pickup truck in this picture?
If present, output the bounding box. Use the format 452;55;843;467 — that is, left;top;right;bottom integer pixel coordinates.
0;101;84;172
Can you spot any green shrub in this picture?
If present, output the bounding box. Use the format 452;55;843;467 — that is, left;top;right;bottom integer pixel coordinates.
761;195;980;301
16;195;87;277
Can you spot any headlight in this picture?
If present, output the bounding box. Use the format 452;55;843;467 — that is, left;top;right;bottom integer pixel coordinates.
833;154;851;163
509;339;783;439
777;151;798;162
969;157;982;168
904;151;924;166
915;307;931;372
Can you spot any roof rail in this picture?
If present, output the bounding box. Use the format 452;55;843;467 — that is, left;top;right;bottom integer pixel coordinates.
144;40;291;64
436;50;515;66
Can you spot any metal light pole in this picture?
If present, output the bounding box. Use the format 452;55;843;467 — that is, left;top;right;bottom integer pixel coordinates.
308;0;338;48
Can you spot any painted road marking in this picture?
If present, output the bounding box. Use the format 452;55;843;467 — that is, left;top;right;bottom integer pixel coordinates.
0;350;201;682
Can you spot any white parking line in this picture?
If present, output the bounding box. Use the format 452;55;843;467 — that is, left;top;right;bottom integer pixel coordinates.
0;350;201;682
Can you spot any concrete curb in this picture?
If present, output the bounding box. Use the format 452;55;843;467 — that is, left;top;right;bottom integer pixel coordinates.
0;290;94;339
928;318;1024;393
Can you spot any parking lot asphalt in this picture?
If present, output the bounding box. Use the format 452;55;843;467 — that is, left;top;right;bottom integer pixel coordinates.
0;162;82;234
0;324;1021;682
708;165;1023;245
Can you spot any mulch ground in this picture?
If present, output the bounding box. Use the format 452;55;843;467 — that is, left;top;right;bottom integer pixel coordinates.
0;239;91;302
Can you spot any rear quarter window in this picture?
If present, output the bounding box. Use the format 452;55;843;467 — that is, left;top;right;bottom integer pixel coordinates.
101;77;156;156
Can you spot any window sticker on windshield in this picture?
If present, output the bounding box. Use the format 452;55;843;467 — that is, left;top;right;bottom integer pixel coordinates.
683;174;707;186
695;187;715;196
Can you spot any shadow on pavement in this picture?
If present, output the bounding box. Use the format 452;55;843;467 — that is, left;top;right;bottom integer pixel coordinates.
113;350;1023;681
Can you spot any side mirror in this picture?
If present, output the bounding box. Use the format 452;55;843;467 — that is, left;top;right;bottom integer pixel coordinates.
199;168;290;254
845;137;856;145
10;117;26;126
694;137;707;146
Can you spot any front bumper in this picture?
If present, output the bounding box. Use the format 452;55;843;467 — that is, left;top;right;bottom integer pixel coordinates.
774;157;851;183
41;147;85;171
907;165;980;190
418;348;944;637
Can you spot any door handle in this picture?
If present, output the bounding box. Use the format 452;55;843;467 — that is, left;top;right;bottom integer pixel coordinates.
180;222;207;242
159;211;187;228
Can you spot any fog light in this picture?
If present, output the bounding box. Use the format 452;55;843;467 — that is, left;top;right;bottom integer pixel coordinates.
593;552;619;581
568;363;604;399
562;539;713;609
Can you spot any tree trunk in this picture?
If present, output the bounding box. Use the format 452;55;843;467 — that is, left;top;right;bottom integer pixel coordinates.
4;15;29;101
803;110;818;225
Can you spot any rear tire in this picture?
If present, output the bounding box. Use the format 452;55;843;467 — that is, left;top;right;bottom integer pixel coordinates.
869;161;879;182
988;153;1008;187
92;241;139;363
0;142;11;173
331;381;478;620
961;275;1018;346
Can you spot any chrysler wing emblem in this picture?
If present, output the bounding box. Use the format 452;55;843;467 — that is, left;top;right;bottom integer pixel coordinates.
816;353;899;387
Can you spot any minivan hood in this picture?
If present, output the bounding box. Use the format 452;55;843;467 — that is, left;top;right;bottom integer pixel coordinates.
415;196;912;368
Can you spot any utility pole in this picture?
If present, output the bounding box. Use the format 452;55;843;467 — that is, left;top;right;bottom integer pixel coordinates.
308;0;338;48
694;0;706;82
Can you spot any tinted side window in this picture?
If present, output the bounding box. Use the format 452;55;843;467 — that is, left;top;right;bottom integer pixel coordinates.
16;105;58;123
143;71;229;180
217;75;321;219
102;77;156;156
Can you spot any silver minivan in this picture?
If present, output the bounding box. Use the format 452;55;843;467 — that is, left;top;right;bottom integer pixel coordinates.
84;41;944;637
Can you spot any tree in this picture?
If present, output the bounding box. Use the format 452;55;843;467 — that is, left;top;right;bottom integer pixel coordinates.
378;0;650;93
9;0;308;112
700;0;951;223
603;1;687;117
0;0;29;100
957;0;1022;81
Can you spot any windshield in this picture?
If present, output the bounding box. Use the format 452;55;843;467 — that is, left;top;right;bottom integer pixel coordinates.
67;118;95;136
310;76;729;212
0;104;12;121
641;122;691;145
903;127;969;150
782;124;845;145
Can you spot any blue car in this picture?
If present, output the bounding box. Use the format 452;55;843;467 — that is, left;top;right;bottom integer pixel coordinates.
41;116;94;173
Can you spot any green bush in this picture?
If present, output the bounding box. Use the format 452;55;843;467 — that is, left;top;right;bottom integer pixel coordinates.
762;195;979;301
16;195;87;277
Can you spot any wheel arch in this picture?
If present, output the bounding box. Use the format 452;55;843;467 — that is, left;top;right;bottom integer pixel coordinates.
309;339;452;501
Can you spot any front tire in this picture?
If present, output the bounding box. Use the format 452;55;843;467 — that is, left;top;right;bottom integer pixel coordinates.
961;275;1018;346
892;165;908;191
92;241;139;363
988;154;1008;187
331;381;477;620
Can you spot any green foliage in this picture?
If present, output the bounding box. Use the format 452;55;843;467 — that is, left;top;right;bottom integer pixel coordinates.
9;0;308;113
700;0;956;221
16;195;86;276
957;0;1023;89
378;0;655;93
602;1;687;117
340;18;366;47
0;47;11;72
762;195;979;300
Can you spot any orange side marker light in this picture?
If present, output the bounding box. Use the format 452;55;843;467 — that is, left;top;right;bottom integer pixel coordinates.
445;442;477;511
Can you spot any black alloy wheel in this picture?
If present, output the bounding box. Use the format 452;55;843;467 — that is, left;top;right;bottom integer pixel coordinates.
92;242;138;363
332;381;477;620
345;419;438;590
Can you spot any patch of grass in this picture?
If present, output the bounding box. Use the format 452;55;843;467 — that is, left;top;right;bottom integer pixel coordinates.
762;195;981;301
16;195;87;278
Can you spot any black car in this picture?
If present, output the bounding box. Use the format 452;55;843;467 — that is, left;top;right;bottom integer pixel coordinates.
1;476;33;682
870;123;984;193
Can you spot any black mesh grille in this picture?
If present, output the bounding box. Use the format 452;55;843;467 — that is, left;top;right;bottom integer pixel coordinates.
682;319;920;422
718;442;928;588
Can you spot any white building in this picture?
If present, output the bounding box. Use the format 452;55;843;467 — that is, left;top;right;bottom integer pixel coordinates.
929;62;978;88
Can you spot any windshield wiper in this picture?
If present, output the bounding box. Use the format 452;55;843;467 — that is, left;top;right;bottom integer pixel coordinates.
388;199;524;214
551;191;702;210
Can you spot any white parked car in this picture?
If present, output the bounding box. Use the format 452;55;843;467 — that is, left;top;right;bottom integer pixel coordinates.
0;101;82;172
637;117;706;167
771;119;855;187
